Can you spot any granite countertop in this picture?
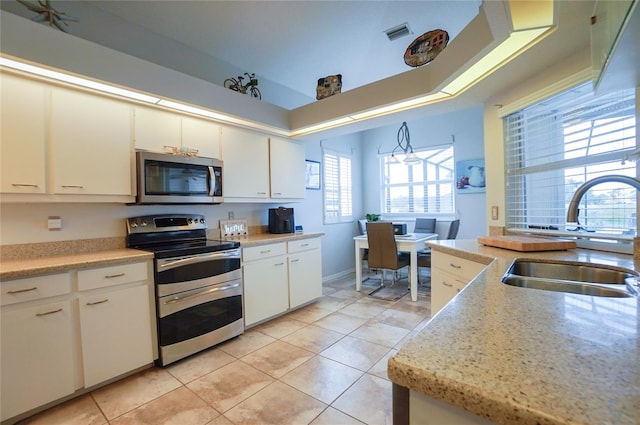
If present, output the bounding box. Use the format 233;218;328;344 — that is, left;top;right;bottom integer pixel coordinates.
0;233;324;281
388;239;640;425
0;249;154;280
222;232;324;248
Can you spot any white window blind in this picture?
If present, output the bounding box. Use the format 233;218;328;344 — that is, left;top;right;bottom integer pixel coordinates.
323;149;353;224
380;145;455;214
504;82;637;243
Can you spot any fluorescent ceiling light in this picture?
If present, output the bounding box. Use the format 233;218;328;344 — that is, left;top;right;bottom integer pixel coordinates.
441;27;550;95
289;117;354;137
0;56;161;104
350;92;451;121
0;56;289;137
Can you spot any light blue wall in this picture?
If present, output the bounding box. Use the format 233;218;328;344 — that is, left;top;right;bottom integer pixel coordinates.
359;106;487;240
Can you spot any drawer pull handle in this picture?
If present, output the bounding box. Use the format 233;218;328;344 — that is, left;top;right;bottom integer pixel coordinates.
441;281;453;287
291;259;300;263
61;185;84;188
36;308;63;316
105;273;125;278
448;263;462;269
11;183;38;187
260;249;271;254
275;262;285;266
86;299;109;306
8;287;38;294
301;243;309;247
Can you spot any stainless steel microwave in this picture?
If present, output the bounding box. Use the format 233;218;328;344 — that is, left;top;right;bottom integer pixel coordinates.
135;151;223;204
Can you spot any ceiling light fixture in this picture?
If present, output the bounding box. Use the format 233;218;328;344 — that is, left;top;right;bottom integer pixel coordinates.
391;122;421;165
0;56;162;104
0;55;290;137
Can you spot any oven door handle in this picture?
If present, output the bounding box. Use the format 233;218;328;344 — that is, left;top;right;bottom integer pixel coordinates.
163;283;240;305
158;250;239;270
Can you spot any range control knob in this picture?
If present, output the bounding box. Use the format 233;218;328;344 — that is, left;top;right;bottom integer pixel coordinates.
200;218;205;223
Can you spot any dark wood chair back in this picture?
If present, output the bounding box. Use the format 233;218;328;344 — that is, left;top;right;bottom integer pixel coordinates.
366;222;410;271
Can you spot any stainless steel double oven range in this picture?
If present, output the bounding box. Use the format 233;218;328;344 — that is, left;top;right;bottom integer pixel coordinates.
126;214;243;366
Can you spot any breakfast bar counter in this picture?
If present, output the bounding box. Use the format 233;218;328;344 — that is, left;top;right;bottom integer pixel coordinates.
388;239;640;425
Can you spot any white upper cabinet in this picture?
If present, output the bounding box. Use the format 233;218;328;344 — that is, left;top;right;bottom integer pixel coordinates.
133;106;181;153
0;73;47;194
134;107;221;158
51;87;133;196
269;137;306;199
221;126;270;200
182;117;221;158
221;126;305;202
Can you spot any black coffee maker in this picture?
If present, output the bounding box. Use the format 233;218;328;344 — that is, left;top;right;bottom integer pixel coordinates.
268;207;295;234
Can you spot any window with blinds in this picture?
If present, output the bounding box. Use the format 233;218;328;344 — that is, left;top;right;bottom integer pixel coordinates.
504;81;637;247
323;148;353;224
380;145;455;214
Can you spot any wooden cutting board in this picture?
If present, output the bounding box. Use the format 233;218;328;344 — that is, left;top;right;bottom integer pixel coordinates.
477;235;577;252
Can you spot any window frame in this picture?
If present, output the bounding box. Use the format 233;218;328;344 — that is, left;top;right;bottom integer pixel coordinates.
322;148;353;224
379;144;455;217
502;80;637;253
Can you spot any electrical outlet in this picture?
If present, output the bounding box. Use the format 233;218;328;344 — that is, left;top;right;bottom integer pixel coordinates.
48;216;62;230
228;211;234;219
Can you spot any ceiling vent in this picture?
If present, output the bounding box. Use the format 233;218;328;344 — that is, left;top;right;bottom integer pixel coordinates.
384;23;412;41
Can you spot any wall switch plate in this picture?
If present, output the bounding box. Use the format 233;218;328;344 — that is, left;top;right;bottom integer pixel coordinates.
48;216;62;230
491;206;499;220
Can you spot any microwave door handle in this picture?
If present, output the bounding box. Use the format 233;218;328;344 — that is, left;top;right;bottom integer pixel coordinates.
208;166;216;196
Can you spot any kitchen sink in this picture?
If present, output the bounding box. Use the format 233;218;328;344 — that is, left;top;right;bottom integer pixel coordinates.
501;259;639;298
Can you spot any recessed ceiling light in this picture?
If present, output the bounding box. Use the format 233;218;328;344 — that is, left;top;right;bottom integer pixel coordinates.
384;23;412;41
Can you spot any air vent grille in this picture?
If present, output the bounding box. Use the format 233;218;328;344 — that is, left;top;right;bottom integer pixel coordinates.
384;23;412;41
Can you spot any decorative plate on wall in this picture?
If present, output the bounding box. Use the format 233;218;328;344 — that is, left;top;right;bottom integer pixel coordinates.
404;29;449;67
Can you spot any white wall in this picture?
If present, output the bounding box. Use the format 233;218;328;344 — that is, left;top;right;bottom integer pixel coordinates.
359;106;486;240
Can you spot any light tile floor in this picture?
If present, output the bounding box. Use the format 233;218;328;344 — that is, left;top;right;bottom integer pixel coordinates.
17;273;432;425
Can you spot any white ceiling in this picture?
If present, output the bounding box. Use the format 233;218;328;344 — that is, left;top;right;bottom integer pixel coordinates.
1;0;484;108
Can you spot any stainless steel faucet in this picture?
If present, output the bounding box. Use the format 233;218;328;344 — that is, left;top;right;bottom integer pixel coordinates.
566;175;640;230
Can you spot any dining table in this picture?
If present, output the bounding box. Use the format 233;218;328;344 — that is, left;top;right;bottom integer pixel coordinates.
353;232;439;301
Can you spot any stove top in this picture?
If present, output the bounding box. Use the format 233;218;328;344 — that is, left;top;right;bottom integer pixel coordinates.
131;239;240;259
125;214;240;258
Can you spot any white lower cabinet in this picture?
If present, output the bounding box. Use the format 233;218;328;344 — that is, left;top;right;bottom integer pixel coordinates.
288;238;322;308
243;237;323;326
1;298;75;421
79;284;152;388
243;243;289;326
431;251;486;314
0;261;153;422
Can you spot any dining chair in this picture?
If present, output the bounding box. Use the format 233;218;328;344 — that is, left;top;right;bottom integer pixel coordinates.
365;222;411;296
414;218;436;234
414;218;436;255
417;219;460;283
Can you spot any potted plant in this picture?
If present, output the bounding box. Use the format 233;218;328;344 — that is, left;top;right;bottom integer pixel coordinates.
365;213;380;222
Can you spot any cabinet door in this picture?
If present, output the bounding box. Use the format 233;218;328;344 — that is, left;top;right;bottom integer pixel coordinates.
243;256;288;326
0;73;47;193
269;137;305;199
51;88;133;195
288;248;322;308
79;284;152;388
182;117;221;158
1;300;75;421
221;126;269;199
133;106;181;153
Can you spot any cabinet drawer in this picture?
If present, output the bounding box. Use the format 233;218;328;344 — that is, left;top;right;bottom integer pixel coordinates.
1;273;71;306
243;243;286;262
78;262;148;291
432;251;486;281
288;238;321;253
